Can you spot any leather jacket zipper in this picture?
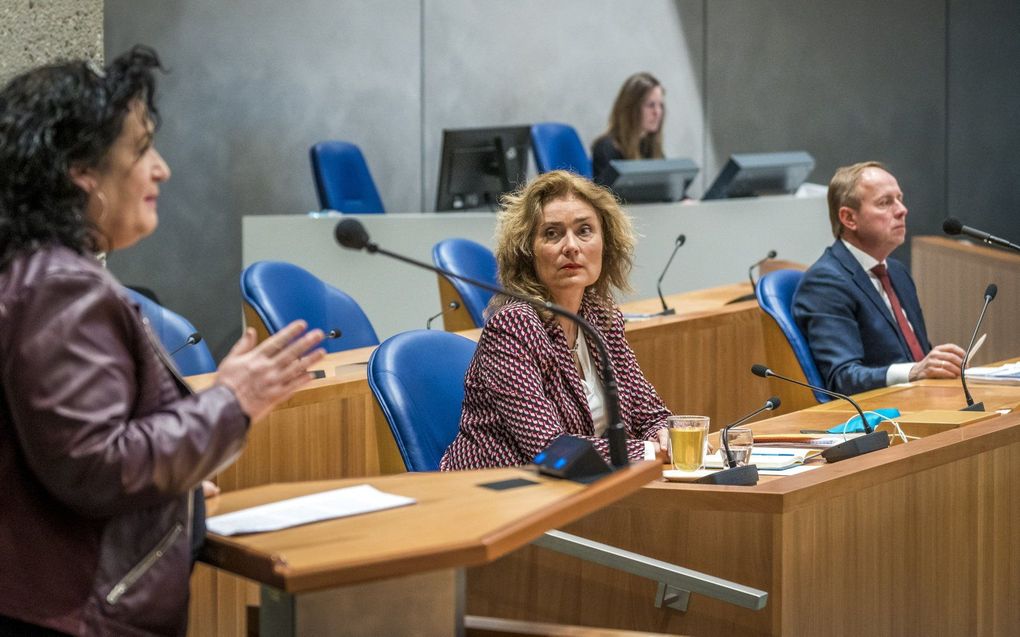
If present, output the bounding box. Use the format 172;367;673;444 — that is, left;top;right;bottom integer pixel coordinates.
106;522;183;604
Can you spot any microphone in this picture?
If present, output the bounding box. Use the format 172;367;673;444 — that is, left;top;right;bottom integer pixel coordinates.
335;218;629;471
169;332;202;357
943;218;1020;253
727;249;778;304
747;250;777;288
750;364;889;463
696;396;780;486
960;283;997;412
426;300;461;330
654;234;686;316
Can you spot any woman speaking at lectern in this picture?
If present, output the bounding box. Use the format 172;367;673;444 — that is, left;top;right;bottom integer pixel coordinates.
440;170;671;471
0;47;324;635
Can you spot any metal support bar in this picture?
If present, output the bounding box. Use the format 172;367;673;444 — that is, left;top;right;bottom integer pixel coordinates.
533;529;768;612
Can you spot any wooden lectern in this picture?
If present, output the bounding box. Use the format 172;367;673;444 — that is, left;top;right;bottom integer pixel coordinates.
200;462;661;635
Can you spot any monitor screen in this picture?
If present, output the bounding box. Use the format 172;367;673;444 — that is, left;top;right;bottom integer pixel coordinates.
604;158;699;204
435;126;531;212
702;151;815;200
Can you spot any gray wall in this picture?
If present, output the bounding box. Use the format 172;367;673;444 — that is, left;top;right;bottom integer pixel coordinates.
103;0;1020;358
1;0;103;83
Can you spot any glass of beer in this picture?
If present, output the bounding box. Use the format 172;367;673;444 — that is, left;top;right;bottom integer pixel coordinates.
668;415;710;471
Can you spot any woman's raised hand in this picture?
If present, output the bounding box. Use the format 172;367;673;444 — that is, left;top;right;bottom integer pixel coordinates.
215;321;326;422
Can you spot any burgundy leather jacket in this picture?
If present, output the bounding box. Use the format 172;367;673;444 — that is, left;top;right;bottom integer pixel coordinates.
440;294;670;470
0;245;249;636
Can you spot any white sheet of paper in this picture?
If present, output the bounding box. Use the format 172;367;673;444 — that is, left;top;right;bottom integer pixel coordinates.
207;484;416;536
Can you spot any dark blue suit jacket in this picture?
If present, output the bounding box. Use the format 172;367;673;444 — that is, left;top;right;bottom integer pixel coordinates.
792;240;931;396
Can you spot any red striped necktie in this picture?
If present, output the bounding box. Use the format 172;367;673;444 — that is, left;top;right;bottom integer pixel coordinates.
870;263;924;362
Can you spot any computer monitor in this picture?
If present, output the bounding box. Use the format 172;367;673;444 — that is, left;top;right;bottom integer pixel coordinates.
435;125;531;211
702;151;815;200
604;158;699;203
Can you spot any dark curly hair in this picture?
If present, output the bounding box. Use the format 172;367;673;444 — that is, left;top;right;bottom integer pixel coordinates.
0;45;164;267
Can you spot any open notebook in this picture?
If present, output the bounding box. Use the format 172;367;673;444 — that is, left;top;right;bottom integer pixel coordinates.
704;447;822;471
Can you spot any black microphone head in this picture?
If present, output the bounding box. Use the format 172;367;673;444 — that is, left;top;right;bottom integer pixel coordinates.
675;234;686;247
766;250;777;259
188;332;202;345
943;217;963;235
334;219;371;250
765;396;781;410
327;328;342;339
985;283;998;301
751;364;770;378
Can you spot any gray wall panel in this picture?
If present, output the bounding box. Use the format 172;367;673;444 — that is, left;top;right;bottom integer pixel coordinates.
947;0;1020;241
705;0;946;258
104;0;421;356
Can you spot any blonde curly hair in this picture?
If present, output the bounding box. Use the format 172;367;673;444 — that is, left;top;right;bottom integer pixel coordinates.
489;170;636;318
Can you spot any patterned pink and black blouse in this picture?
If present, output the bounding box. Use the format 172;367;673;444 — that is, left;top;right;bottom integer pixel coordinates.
439;293;671;470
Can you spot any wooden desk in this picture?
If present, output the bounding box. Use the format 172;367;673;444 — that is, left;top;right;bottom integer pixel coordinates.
913;235;1020;366
466;379;1020;636
186;282;772;635
200;462;661;635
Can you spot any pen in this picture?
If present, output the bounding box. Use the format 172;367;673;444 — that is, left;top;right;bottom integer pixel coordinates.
968;333;987;363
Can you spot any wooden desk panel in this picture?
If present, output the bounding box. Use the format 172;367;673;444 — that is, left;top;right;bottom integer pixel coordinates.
467;382;1020;636
913;236;1020;366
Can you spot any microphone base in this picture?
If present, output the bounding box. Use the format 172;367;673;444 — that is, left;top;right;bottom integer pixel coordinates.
726;292;757;305
655;307;677;316
961;401;985;412
534;436;613;483
821;430;891;463
695;464;759;486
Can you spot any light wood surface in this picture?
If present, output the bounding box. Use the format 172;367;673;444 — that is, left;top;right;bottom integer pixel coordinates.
913;235;1020;366
436;272;479;332
466;378;1020;636
201;462;661;591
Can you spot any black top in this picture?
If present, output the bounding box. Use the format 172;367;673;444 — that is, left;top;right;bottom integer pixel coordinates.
591;135;653;186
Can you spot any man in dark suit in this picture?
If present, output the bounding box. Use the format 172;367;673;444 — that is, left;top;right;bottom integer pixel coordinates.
793;161;965;395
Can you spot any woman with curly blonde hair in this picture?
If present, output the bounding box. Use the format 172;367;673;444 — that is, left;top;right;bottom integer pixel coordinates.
440;170;671;470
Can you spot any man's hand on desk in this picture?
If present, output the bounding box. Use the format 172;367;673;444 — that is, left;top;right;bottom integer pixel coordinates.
908;343;966;381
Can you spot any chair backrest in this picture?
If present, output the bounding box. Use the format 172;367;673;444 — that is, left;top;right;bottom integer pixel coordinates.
530;122;593;178
123;287;217;376
368;330;477;471
240;261;379;354
755;270;831;403
309;140;385;213
432;238;497;328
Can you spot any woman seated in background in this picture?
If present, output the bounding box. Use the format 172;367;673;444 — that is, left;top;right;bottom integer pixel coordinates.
440;170;671;470
591;71;666;187
0;47;325;636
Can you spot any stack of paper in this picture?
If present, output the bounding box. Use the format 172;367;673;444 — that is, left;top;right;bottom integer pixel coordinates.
966;362;1020;384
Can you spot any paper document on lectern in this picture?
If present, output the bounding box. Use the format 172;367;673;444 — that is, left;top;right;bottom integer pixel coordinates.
207;484;416;536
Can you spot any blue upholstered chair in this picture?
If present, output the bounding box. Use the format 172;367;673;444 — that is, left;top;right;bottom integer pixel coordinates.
309;140;385;213
755;269;831;403
123;287;216;376
240;261;379;354
431;238;498;328
530;122;593;178
367;330;476;471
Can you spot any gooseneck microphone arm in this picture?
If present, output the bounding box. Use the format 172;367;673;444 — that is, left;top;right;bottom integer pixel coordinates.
943;217;1020;253
335;219;629;468
426;300;461;329
747;250;777;287
751;364;889;462
751;364;868;431
721;396;780;468
655;234;686;316
169;332;201;357
960;283;997;410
